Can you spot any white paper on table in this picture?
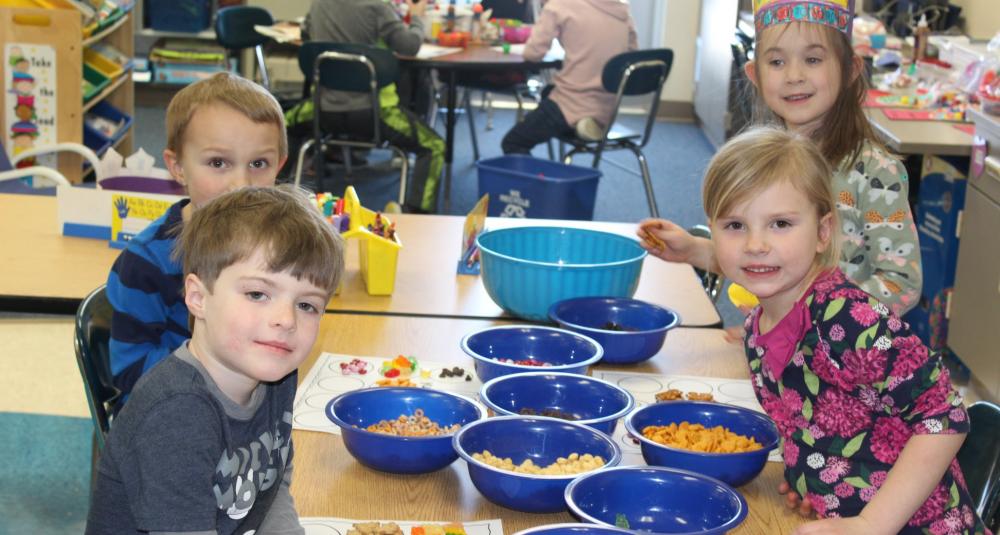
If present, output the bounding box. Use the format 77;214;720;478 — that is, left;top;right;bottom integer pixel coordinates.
589;370;782;464
416;44;463;59
300;517;503;535
255;23;301;43
293;353;485;435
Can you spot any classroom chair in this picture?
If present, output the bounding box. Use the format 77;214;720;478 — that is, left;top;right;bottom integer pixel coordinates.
0;141;103;189
74;285;118;461
558;48;674;218
688;224;725;303
215;5;275;90
956;400;1000;532
292;42;408;205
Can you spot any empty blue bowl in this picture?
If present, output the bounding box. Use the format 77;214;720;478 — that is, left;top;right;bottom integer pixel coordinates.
476;227;647;321
326;387;484;474
565;466;748;534
453;416;622;513
548;297;681;364
512;524;633;535
461;325;603;383
479;372;635;435
625;401;779;487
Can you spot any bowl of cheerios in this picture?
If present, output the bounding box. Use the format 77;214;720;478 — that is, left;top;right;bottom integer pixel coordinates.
452;415;621;513
326;387;484;474
624;400;779;487
461;325;603;383
479;372;634;435
565;466;748;534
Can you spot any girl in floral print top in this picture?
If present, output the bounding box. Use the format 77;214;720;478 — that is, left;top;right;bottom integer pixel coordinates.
638;0;921;316
703;126;988;535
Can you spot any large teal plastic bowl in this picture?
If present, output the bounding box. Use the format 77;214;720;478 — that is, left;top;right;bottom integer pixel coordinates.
476;227;647;321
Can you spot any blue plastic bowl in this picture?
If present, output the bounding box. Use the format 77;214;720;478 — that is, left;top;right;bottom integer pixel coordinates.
548;297;681;364
476;227;647;321
625;401;779;487
461;325;603;383
565;466;748;534
512;524;633;535
453;416;622;513
479;372;635;435
326;387;484;474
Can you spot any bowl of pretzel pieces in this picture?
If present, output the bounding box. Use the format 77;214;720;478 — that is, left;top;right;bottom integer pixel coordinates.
624;400;779;487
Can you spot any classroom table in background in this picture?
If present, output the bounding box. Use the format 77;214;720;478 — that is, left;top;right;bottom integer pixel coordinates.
0;193;119;309
866;108;974;157
399;45;562;211
0;194;721;328
331;213;722;327
291;313;805;534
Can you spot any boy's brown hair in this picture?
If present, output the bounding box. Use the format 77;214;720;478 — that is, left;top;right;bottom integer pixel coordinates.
703;126;841;270
165;72;287;160
748;22;880;170
177;184;344;296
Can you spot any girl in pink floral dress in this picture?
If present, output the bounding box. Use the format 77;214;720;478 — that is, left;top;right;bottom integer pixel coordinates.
703;126;989;535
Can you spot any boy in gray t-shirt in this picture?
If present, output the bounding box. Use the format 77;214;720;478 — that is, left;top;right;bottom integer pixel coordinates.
86;185;345;534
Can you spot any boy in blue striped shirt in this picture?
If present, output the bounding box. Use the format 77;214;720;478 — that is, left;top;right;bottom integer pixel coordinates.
106;72;287;408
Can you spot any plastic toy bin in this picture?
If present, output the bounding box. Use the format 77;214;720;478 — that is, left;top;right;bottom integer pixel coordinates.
340;187;401;296
83;64;110;103
145;0;212;33
477;155;601;220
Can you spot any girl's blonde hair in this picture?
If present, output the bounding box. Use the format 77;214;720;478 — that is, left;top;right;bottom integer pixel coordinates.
703;126;841;270
748;22;880;169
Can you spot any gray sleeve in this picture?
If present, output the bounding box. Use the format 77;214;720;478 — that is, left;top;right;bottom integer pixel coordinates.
375;4;423;56
256;467;304;535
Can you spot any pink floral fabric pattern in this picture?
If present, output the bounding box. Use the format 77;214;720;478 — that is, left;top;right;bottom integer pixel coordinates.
745;269;990;534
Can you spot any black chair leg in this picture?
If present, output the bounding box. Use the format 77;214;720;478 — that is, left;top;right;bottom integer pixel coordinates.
464;89;480;162
627;144;659;218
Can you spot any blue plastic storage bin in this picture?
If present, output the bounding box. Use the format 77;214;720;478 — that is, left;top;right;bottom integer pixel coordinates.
476;155;601;220
86;101;133;145
146;0;212;33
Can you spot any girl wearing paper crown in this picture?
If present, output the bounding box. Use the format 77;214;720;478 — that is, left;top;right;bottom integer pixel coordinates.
638;0;922;320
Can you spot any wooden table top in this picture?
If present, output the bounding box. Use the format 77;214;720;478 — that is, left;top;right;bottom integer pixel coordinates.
0;193;120;304
867;108;973;157
291;314;805;534
332;213;721;327
0;194;719;327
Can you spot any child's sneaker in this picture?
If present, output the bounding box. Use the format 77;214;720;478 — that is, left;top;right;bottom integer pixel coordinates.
575;117;605;141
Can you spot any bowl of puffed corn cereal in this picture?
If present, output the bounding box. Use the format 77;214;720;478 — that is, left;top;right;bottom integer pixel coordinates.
624;401;779;487
326;387;484;474
565;466;748;534
453;415;621;513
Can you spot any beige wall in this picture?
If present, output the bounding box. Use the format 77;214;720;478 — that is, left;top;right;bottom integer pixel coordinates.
951;0;1000;40
660;0;701;104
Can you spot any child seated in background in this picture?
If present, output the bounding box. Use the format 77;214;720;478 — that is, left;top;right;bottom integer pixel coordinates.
107;72;287;409
501;0;638;154
700;126;988;534
87;185;345;534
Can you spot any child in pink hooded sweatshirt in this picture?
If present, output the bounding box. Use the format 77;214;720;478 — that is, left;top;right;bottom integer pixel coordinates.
500;0;637;154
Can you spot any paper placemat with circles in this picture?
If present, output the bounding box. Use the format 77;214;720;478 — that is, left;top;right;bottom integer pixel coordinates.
293;353;484;434
300;516;501;535
590;371;782;464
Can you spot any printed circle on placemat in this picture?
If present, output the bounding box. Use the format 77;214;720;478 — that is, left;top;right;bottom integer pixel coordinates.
301;522;343;535
317;375;366;392
726;398;765;413
293;409;337;431
665;378;713;394
305;393;335;410
618;432;642;451
616;375;664;393
717;380;756;400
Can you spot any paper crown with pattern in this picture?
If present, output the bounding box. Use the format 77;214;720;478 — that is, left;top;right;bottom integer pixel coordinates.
753;0;854;37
